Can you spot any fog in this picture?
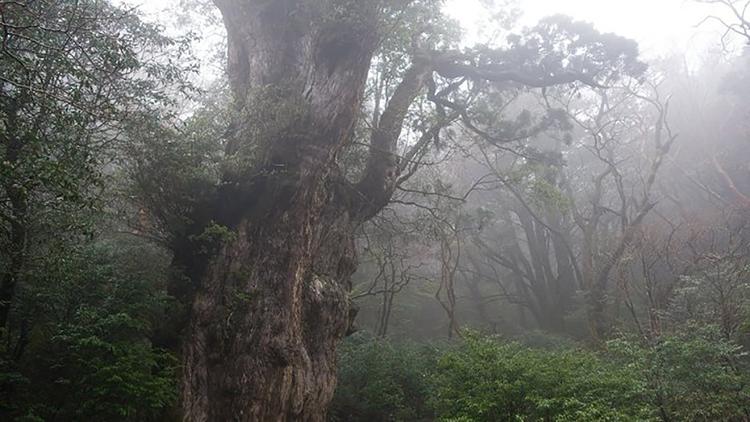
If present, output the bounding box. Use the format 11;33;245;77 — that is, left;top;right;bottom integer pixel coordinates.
2;0;749;420
448;0;729;55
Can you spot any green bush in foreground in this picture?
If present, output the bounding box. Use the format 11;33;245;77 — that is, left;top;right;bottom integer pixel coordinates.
431;334;652;421
1;240;178;421
333;329;750;421
330;332;438;421
608;326;750;421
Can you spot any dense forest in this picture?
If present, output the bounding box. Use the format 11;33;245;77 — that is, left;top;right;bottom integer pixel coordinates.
1;0;749;420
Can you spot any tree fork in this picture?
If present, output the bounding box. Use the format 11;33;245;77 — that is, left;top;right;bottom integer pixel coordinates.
176;3;645;418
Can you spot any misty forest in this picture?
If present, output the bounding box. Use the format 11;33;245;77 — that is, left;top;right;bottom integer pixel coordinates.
2;0;750;420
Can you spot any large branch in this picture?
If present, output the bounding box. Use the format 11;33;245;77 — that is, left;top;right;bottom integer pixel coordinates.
354;55;601;220
696;0;750;44
353;16;643;220
434;60;605;88
355;56;432;219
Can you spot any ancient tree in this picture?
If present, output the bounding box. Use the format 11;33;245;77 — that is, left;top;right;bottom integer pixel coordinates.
159;1;644;419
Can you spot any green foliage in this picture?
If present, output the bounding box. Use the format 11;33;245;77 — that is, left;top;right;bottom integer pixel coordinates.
379;0;460;57
333;332;665;422
0;1;190;402
431;334;652;421
671;261;750;339
528;177;571;210
607;326;750;421
330;332;438;422
190;221;238;254
126;85;227;242
513;330;578;350
506;14;647;82
334;331;750;421
0;238;178;421
0;0;194;234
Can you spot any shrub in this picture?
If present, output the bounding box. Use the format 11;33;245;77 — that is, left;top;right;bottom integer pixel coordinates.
431;333;653;421
330;332;438;421
1;239;178;421
607;326;750;421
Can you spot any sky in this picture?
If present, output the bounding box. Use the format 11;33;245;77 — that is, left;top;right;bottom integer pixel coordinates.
127;0;740;63
444;0;735;59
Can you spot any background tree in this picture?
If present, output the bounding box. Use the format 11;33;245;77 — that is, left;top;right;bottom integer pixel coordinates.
0;0;192;332
0;1;195;419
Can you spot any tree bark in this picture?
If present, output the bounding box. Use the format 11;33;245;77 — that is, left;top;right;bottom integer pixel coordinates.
179;1;387;420
182;203;360;421
0;101;28;333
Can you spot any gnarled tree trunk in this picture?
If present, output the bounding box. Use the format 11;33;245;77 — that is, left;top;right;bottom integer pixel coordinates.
182;202;360;420
178;1;407;420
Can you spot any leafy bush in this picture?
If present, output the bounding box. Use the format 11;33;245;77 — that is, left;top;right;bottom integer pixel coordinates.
1;239;178;421
330;332;438;422
607;326;750;421
431;334;653;421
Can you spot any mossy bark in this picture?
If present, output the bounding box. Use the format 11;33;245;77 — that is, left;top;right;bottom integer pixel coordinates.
179;1;383;420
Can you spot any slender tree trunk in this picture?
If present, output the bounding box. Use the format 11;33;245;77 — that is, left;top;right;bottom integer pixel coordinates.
0;103;28;333
0;215;26;332
0;218;26;331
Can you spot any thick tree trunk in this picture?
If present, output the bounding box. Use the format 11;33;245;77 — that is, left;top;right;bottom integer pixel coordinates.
182;198;359;420
178;1;386;420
